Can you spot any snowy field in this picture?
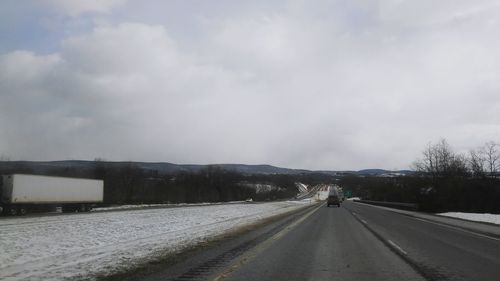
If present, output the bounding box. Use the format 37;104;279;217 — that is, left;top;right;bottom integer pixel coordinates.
0;201;312;281
438;212;500;225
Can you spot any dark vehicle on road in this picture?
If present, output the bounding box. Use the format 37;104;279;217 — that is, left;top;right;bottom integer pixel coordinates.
327;188;341;207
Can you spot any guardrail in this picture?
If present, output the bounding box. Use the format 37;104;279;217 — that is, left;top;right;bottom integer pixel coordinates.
353;199;418;211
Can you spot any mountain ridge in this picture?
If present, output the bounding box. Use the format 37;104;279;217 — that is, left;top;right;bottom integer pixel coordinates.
0;160;414;176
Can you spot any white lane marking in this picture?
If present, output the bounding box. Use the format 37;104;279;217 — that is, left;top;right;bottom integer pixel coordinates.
350;211;367;225
388;239;408;255
413;217;500;242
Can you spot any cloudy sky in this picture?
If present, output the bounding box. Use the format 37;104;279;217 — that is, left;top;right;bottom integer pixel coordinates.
1;0;500;170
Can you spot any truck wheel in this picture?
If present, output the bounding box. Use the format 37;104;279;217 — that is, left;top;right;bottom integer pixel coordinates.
78;205;86;212
8;207;17;216
19;207;27;216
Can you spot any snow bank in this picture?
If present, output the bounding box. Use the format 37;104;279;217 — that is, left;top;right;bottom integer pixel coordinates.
286;199;314;204
438;212;500;225
93;201;245;211
346;197;361;201
0;201;308;281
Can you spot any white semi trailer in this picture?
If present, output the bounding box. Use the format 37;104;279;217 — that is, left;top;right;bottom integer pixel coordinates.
0;174;103;215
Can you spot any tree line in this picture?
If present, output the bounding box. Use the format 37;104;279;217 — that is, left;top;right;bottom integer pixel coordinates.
341;139;500;213
0;161;331;205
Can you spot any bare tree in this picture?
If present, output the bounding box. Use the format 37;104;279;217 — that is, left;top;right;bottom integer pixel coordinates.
469;148;486;178
482;141;500;177
117;162;142;202
0;155;11;161
413;139;468;177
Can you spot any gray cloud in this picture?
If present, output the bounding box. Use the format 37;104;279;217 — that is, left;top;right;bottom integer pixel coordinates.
46;0;127;16
1;0;500;170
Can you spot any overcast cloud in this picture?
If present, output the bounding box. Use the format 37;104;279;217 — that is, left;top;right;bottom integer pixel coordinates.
1;0;500;170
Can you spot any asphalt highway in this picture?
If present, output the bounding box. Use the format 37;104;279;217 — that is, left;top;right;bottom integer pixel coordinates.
217;203;424;281
124;201;500;281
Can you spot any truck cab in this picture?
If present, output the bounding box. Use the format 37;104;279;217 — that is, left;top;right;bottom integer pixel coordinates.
327;194;340;207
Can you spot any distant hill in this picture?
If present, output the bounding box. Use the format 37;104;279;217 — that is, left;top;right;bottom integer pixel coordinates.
354;169;415;177
0;160;414;176
356;169;388;175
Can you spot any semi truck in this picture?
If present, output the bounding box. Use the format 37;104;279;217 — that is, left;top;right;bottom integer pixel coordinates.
0;174;103;215
327;186;341;207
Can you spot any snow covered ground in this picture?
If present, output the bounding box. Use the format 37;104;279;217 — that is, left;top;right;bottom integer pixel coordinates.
438;212;500;225
0;201;312;281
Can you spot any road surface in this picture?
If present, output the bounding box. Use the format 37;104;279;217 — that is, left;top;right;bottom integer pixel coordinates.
127;201;500;281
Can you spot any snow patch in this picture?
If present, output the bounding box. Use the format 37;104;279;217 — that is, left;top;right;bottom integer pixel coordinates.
438;212;500;225
238;182;281;193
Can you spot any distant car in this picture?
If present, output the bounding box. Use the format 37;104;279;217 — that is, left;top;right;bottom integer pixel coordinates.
327;194;341;207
